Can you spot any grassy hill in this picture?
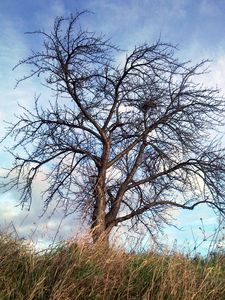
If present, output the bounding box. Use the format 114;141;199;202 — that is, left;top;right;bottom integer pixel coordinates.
0;233;224;300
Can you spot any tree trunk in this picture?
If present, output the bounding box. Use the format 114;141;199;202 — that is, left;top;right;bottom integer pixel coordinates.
91;140;112;245
91;168;108;245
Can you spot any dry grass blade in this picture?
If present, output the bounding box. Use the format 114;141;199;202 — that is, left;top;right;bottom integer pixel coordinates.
0;233;224;300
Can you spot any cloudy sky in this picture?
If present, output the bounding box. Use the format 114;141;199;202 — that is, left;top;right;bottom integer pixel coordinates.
0;0;225;253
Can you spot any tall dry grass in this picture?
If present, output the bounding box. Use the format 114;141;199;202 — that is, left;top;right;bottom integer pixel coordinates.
0;233;224;300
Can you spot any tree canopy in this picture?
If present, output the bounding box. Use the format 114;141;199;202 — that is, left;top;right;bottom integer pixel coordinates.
2;12;225;243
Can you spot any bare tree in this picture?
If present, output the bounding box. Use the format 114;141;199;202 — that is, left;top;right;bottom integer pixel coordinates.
2;12;225;244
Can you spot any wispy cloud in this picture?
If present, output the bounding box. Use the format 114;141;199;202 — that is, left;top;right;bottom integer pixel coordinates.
0;159;84;247
199;0;221;16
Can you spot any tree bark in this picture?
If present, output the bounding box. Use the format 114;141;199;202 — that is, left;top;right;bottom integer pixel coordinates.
91;142;109;243
91;138;114;244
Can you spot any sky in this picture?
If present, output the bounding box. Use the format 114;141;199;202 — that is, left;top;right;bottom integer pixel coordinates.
0;0;225;254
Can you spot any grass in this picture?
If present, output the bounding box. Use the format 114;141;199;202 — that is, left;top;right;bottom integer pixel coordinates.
0;233;224;300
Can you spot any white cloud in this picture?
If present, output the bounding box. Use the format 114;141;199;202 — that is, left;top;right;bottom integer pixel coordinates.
33;0;67;32
158;0;187;19
199;0;221;16
208;56;225;92
0;165;80;249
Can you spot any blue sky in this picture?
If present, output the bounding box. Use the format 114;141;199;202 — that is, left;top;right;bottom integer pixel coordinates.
0;0;225;253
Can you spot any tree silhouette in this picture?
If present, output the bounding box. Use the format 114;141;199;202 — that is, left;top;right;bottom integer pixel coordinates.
2;12;225;243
